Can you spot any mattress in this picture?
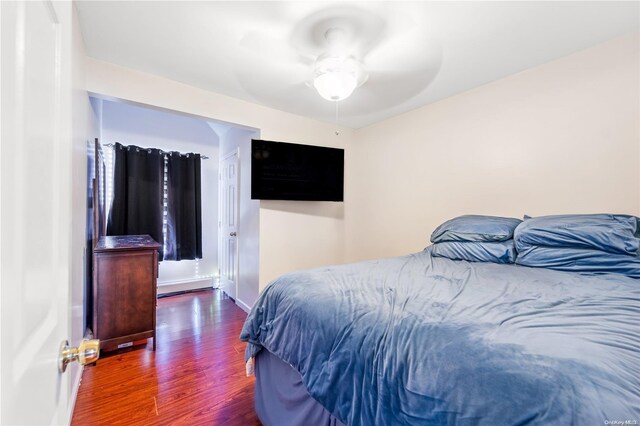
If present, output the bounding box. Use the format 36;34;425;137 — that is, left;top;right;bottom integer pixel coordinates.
241;247;640;425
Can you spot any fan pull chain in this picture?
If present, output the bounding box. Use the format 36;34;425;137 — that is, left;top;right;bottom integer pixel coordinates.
334;101;340;136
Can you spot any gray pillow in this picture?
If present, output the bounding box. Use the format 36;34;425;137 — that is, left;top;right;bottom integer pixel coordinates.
431;215;522;243
516;245;640;278
431;240;516;264
514;214;639;255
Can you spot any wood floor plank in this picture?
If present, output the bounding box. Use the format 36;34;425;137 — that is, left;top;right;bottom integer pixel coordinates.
72;289;261;426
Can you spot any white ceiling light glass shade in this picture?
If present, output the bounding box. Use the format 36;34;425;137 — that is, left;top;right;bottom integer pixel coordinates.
313;71;357;101
313;55;366;102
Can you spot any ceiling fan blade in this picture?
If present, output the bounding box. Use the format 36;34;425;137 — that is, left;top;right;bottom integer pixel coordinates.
330;66;441;119
363;26;441;74
239;30;315;66
233;51;311;102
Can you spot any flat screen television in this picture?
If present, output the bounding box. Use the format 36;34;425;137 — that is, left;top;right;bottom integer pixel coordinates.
251;139;344;202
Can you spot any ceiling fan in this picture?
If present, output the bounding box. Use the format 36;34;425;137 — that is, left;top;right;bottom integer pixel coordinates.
235;4;441;110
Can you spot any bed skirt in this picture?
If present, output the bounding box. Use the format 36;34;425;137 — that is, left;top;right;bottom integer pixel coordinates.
255;350;346;426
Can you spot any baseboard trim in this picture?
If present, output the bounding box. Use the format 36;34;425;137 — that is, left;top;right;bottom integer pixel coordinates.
69;364;84;424
236;298;252;313
157;278;214;295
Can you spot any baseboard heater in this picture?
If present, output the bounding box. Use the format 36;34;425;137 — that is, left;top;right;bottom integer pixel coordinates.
157;277;215;296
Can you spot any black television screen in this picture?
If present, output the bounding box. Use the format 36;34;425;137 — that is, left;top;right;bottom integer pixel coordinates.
251;139;344;202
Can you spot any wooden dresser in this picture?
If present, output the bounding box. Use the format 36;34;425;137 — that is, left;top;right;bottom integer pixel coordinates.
93;235;161;351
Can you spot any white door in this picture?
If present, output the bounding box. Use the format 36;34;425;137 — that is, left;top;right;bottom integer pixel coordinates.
1;1;74;424
218;150;239;300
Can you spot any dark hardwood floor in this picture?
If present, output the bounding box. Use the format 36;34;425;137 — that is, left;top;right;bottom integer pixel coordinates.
72;289;261;425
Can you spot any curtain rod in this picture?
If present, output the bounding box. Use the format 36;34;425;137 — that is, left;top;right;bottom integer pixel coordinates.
103;143;209;160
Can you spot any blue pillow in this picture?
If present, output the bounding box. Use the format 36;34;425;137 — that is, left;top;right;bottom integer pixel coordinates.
516;245;640;278
430;215;522;243
514;214;639;255
431;240;516;264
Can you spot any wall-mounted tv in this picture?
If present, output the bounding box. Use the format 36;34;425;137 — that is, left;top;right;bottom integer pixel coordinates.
251;139;344;202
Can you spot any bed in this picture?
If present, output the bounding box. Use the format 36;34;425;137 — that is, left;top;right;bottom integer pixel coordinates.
240;218;640;425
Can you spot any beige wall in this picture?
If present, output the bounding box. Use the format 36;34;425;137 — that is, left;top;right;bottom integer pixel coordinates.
346;33;640;262
85;58;353;289
85;32;640;292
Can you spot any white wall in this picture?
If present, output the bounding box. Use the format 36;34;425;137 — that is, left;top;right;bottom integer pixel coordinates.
346;33;640;262
89;96;102;141
99;100;220;286
219;128;261;309
85;58;353;291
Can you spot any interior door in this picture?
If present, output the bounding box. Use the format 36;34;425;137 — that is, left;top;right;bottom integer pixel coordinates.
218;150;239;300
1;1;73;424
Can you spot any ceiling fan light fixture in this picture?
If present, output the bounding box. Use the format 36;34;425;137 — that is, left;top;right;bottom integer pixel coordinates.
313;70;358;101
313;55;363;102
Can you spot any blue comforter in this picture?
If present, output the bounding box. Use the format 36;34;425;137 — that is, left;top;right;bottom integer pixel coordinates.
240;248;640;425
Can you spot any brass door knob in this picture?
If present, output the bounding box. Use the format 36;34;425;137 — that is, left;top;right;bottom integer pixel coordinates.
58;339;100;372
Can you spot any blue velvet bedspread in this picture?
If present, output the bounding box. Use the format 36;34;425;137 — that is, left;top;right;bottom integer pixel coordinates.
240;248;640;425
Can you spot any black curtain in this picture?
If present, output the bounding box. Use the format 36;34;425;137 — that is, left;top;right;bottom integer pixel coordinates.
107;142;164;257
164;152;202;260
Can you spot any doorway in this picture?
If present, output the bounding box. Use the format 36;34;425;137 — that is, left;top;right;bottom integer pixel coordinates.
87;95;261;312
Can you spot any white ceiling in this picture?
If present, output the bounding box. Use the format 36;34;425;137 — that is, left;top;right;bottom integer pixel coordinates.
76;1;639;129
